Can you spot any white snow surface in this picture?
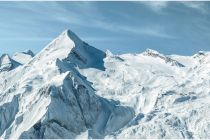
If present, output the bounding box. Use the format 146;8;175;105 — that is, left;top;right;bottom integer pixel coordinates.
12;50;34;65
0;29;210;139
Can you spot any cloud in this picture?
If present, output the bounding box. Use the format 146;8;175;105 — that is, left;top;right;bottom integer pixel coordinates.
140;1;207;14
85;19;174;39
0;2;174;42
0;37;52;41
180;1;207;13
119;25;175;39
140;1;168;12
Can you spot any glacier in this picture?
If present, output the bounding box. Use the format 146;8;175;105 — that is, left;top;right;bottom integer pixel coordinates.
0;29;210;139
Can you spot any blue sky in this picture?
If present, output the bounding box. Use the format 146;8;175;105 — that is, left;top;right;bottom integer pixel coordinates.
0;1;210;56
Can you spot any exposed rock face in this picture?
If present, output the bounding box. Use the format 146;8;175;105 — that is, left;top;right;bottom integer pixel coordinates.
143;49;185;67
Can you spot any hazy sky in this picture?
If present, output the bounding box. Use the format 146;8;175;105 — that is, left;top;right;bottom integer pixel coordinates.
0;1;210;55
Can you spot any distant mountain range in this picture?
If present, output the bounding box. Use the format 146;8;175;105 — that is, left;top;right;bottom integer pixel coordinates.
0;29;209;139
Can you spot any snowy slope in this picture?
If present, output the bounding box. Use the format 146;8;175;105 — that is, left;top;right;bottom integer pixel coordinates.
12;50;34;65
0;29;210;139
79;50;210;139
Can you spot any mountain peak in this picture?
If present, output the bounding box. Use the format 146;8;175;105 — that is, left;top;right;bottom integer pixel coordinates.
0;29;210;139
144;48;160;55
61;29;106;70
105;49;113;56
31;29;106;70
143;48;185;67
12;50;34;65
66;29;81;41
22;50;34;57
0;54;12;71
0;54;21;72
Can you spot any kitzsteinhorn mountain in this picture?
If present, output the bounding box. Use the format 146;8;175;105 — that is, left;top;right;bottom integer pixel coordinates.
0;29;209;139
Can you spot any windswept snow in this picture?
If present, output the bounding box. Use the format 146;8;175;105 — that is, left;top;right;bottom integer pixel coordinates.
0;29;210;139
12;50;34;65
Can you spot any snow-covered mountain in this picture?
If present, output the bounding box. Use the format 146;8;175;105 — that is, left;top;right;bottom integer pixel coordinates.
0;29;209;139
12;50;34;65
